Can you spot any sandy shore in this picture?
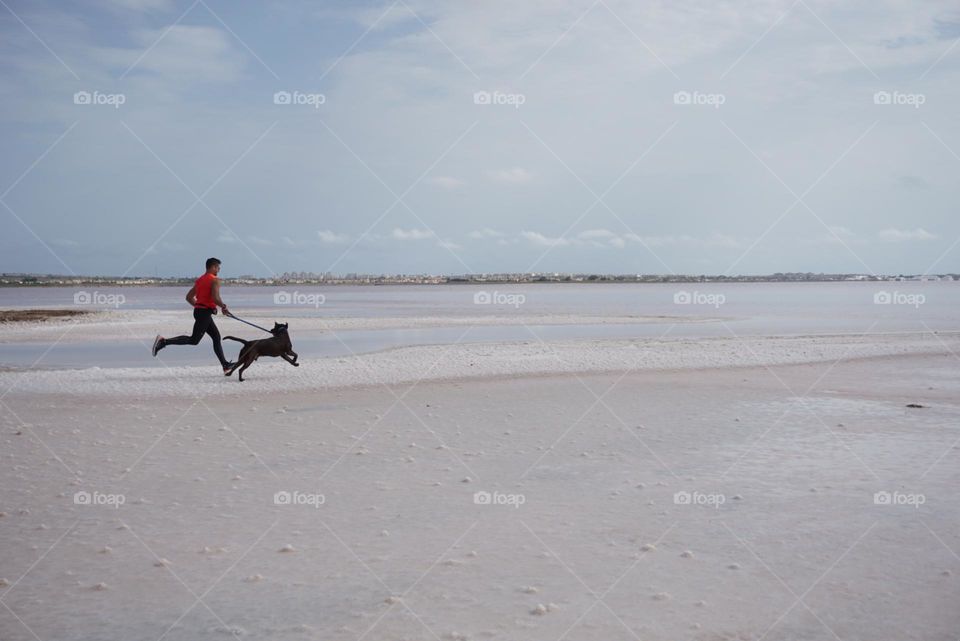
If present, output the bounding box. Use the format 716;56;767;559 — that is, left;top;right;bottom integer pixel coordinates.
1;321;958;640
1;328;958;398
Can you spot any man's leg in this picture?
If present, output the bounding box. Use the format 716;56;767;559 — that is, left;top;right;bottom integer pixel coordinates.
204;317;230;369
159;309;207;348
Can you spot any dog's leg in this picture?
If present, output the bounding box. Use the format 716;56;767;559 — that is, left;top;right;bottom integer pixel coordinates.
238;361;250;381
281;353;300;367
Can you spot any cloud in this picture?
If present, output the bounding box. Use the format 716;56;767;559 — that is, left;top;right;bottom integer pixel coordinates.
521;231;571;247
50;238;79;247
437;239;463;250
488;167;533;184
317;230;350;244
127;25;246;83
878;228;937;242
468;227;504;239
392;228;436;240
247;236;274;246
575;229;628;248
578;229;616;240
217;230;239;244
427;176;465;189
103;0;175;11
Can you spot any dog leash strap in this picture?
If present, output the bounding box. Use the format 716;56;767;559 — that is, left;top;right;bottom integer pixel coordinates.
227;313;272;333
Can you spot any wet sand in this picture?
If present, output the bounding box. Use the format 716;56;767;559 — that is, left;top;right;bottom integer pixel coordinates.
1;346;958;640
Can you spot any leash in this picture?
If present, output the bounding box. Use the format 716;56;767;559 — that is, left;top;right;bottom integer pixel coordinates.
225;312;272;333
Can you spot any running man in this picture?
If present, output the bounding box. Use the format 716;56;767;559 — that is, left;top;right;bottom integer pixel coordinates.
152;257;234;374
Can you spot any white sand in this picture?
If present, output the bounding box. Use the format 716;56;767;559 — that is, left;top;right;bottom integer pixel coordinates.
1;328;958;398
1;315;958;640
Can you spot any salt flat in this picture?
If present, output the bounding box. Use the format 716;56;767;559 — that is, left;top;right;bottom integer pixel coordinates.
1;322;958;640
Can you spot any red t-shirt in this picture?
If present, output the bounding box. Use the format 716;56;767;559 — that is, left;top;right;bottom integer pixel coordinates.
194;272;218;309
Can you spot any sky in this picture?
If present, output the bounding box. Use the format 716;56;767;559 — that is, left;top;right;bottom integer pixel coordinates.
1;0;958;278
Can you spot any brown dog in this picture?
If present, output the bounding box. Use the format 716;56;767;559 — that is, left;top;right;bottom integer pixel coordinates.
223;322;298;381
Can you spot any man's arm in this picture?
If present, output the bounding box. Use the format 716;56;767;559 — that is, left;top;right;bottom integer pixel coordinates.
212;280;229;315
185;286;197;306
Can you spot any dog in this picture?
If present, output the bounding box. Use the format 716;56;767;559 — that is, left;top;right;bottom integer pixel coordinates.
223;322;298;381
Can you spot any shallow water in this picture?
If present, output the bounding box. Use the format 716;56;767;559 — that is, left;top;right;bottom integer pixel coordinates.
1;282;956;369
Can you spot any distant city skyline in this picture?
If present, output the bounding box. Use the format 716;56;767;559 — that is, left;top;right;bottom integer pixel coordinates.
2;1;959;278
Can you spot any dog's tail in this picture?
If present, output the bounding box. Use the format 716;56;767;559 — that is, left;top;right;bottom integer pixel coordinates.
223;336;250;345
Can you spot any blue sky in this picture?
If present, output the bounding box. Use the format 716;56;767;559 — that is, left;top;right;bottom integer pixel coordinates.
1;0;958;277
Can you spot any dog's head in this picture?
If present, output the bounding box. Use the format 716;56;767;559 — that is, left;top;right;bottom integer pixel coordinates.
271;322;289;335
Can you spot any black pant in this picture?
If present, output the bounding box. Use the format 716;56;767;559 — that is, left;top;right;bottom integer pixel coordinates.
165;308;228;367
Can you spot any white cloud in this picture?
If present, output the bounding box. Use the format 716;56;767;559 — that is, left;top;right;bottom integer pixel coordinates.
488;167;533;184
317;230;350;244
427;176;465;189
247;236;274;246
576;229;628;249
392;228;436;240
878;227;937;242
521;231;571;247
102;0;174;10
578;228;617;240
128;25;246;83
468;227;504;239
217;230;238;244
437;239;463;250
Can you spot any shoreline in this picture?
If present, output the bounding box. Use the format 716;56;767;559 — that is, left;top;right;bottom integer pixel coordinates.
0;309;726;343
2;330;957;398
